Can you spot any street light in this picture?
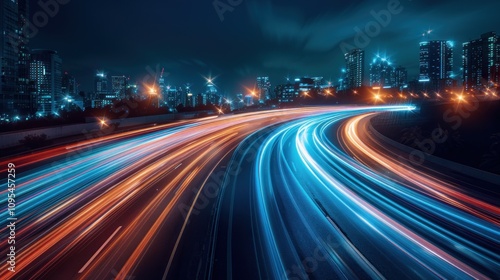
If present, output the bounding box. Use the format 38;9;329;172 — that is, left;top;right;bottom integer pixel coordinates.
99;117;108;128
149;87;160;108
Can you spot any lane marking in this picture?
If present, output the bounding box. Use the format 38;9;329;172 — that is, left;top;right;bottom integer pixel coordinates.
78;226;122;273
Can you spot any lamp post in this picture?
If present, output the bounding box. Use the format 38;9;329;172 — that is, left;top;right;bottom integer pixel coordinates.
149;87;159;108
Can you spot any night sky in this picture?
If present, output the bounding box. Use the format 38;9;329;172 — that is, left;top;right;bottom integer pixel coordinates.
30;0;500;95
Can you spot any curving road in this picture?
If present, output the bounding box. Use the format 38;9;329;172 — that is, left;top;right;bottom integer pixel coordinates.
1;105;498;279
0;107;335;279
210;107;499;280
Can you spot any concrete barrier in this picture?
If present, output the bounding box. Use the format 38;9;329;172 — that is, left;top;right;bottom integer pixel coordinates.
368;117;500;184
0;113;209;149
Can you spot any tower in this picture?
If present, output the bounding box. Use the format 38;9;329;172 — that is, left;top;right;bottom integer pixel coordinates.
345;49;365;89
463;32;500;90
419;40;454;90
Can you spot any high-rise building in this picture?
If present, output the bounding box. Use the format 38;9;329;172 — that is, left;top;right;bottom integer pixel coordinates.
111;76;127;99
205;82;219;105
165;86;186;108
184;84;193;107
1;0;31;117
344;49;365;89
196;93;204;107
17;0;31;115
126;83;138;96
158;71;166;100
257;76;271;101
394;66;408;89
61;72;78;110
30;50;62;116
62;72;77;97
234;93;244;110
311;77;324;88
419;40;454;89
370;55;394;88
463;32;500;90
295;77;315;93
94;72;109;108
166;86;176;108
275;79;299;103
337;68;347;91
175;87;185;108
186;92;195;107
61;72;83;110
491;63;500;87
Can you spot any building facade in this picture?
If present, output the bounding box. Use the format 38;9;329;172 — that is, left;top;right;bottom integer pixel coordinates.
30;50;62;116
93;72;109;108
463;32;500;90
111;75;127;100
62;72;77;97
370;55;395;88
1;0;31;117
419;40;454;90
257;76;271;101
394;66;408;89
344;49;365;89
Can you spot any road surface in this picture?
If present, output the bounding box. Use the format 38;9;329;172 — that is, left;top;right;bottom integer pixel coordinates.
1;105;498;279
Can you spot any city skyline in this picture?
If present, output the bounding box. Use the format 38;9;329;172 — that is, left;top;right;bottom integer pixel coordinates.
27;0;500;93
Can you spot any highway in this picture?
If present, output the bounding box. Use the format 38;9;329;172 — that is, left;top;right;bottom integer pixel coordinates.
1;106;499;279
0;107;336;279
209;108;499;279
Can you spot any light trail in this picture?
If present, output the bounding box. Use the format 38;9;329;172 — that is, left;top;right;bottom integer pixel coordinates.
0;107;334;279
1;105;498;279
247;106;499;279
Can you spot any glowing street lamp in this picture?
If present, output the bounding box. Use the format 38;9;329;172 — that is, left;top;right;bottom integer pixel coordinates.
149;87;160;108
249;90;258;104
99;117;107;128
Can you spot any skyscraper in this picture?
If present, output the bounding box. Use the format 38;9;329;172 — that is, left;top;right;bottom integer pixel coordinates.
186;91;195;108
166;86;186;108
111;76;127;99
184;84;193;107
30;50;62;116
394;66;408;89
257;76;271;101
94;72;109;108
344;49;365;89
17;0;31;115
419;40;454;89
62;72;77;97
369;55;395;88
205;82;219;105
491;63;500;87
1;0;31;117
463;32;500;90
